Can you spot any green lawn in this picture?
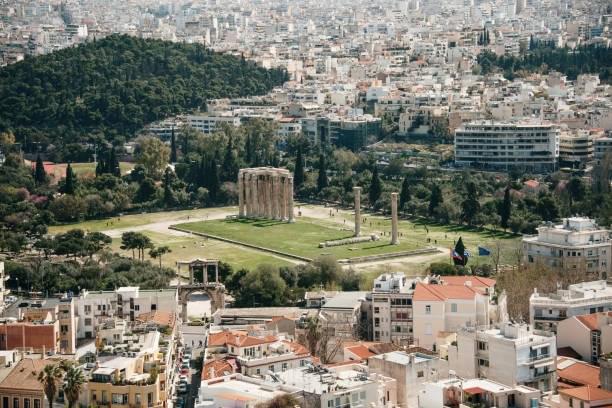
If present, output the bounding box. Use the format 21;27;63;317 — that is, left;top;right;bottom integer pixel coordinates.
176;217;425;260
111;230;291;272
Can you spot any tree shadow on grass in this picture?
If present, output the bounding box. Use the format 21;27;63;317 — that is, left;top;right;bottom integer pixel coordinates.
224;218;288;228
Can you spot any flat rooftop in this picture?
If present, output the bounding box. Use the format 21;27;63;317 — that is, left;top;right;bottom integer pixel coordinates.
370;351;436;365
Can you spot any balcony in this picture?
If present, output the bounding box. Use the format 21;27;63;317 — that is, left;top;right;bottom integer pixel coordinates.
533;315;565;322
524;353;553;364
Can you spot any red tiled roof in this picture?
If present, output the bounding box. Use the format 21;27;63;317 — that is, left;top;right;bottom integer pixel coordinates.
413;283;478;301
557;358;600;388
207;331;278;348
202;359;234;380
464;387;486;395
560;386;612;402
345;345;375;360
576;314;599;331
441;276;496;288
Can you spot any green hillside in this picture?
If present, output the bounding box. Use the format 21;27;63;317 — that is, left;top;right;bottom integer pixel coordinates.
0;34;288;156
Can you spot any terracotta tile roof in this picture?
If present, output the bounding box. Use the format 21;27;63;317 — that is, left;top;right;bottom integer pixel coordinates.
208;331;278;348
0;358;56;392
413;283;478;301
136;310;176;328
576;314;600;331
281;341;310;356
440;276;496;288
560;386;612;402
345;345;375;360
557;358;600;387
201;359;234;380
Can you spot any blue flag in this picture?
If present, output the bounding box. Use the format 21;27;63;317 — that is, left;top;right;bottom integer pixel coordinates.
478;246;491;256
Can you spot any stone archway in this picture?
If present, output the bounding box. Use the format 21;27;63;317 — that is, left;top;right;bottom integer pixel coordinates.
178;284;225;322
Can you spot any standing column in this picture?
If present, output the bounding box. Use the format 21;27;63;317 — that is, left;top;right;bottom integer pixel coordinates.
215;263;219;284
238;171;245;218
353;187;361;237
245;172;252;217
189;265;194;285
271;175;279;219
250;174;258;218
266;174;273;218
391;192;399;245
280;176;287;220
287;176;294;222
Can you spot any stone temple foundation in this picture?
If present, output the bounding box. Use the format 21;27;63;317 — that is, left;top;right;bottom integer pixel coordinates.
238;167;294;222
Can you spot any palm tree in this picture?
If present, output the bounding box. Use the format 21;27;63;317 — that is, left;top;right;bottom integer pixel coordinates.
62;366;86;408
149;245;171;268
38;364;62;408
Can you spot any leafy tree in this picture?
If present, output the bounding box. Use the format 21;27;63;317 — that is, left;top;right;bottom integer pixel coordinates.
34;155;46;184
63;163;76;194
163;167;177;207
207;158;220;201
428;184;443;216
135;178;158;203
368;166;382;206
38;364;62;408
233;265;288;307
536;195;559;221
136;136;170;180
149;246;171;269
316;154;328;192
62;366;86;408
293;145;305;190
255;394;300;408
566;177;585;211
399;176;411;209
499;186;512;230
461;182;481;226
221;136;238;182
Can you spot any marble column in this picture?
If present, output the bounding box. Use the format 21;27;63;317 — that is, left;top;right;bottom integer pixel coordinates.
280;176;287;220
353;187;361;236
266;174;273;218
391;192;399;245
272;176;280;220
251;174;258;217
238;171;245;218
287;176;294;222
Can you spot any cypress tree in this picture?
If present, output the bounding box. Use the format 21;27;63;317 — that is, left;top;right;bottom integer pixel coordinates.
163;167;175;206
64;163;76;194
109;148;121;177
170;127;178;163
294;145;305;189
428;184;443;216
499;186;512;230
399;176;411;209
368;166;382;206
454;237;467;266
222;136;238;182
316;154;328;192
34;154;46;184
208;158;220;201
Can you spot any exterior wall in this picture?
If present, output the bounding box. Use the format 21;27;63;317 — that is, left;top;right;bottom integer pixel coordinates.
83;380;162;408
0;390;45;408
556;318;592;361
413;300;444;349
0;324;58;352
58;299;76;354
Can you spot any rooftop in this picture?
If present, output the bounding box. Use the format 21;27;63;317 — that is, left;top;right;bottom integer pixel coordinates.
0;358;56;392
560;386;612;402
321;291;367;310
370;351;436;365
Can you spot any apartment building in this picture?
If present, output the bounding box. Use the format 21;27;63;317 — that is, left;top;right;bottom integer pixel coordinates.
320;291;368;339
412;281;494;349
74;287;177;339
184;113;241;134
418;378;542;408
454;121;560;172
0;359;56;408
594;136;612;163
206;331;312;376
557;312;612;364
522;217;611;279
448;323;557;392
368;351;449;407
370;273;418;344
559;130;593;165
530;281;612;332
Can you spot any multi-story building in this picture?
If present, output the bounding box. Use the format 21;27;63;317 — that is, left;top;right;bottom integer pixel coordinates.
448;323;557;392
184;113;241;134
530;281;612;333
412;279;496;349
0;262;7;310
74;287;177;339
0;359;57;408
368;351;449;407
454;121;560;172
418;378;542;408
557;312;612;364
320;291;368;339
370;273;419;345
594;136;612;164
559;129;593;166
523;217;611;279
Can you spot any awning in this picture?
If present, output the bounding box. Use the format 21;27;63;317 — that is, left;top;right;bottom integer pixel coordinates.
464;387;486;395
534;360;554;369
531;343;549;349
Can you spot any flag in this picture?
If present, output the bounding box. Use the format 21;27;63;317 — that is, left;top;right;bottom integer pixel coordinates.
478;246;491;256
452;250;463;260
464;250;471;258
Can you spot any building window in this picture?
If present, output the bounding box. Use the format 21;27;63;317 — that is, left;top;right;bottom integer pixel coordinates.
477;341;487;351
451;304;457;313
33;401;39;408
374;307;380;314
135;394;141;405
569;398;573;407
135;305;140;311
417;371;424;378
425;305;431;314
84;318;92;326
269;365;275;372
13;398;18;408
3;397;8;408
282;363;288;371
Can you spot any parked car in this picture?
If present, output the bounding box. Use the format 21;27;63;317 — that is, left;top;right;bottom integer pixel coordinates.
177;383;188;394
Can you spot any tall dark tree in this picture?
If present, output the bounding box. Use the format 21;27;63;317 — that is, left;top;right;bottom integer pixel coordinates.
170;126;177;163
461;182;481;226
163;167;176;206
399;176;411;209
64;163;76;194
34;154;46;184
222;136;238;182
316;154;328;192
499;186;511;230
428;184;443;216
293;145;305;190
208;158;220;200
108;148;120;177
566;177;585;211
454;237;467;266
369;166;382;206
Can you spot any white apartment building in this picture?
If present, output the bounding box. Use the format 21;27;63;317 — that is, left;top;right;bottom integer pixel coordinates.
370;273;419;344
74;287;177;339
559;130;593;165
448;323;557;392
594;136;612;163
368;351;449;407
418;378;542;408
454;121;560;172
530;280;612;333
184;113;241;134
523;217;611;279
412;279;496;350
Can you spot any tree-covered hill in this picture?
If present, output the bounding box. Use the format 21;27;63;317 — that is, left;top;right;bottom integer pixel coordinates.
0;34;288;154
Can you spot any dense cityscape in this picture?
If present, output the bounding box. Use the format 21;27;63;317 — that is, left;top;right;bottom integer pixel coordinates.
0;0;611;407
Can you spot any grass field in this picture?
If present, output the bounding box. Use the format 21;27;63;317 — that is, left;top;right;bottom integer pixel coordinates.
110;231;292;272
